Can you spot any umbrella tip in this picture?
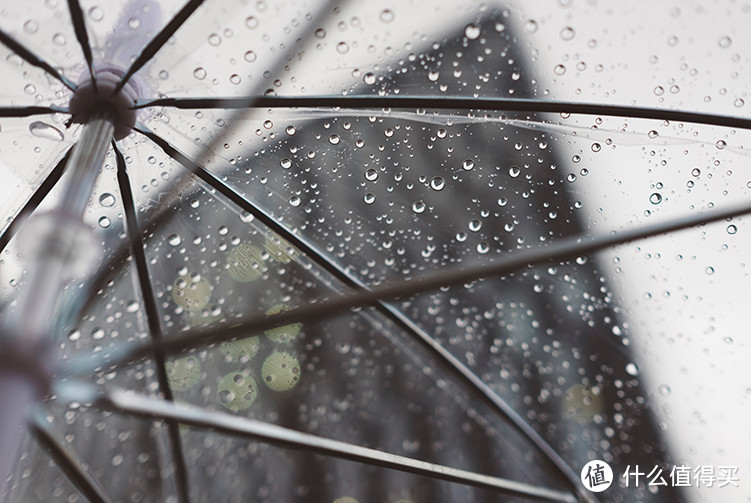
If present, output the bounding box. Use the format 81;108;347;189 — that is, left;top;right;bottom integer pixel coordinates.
68;68;139;140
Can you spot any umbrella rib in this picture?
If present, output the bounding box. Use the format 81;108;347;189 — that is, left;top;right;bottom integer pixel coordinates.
113;144;192;503
0;148;71;253
93;388;577;503
113;0;205;95
66;0;97;89
134;124;593;501
0;106;67;117
134;95;751;131
0;28;75;91
31;412;113;503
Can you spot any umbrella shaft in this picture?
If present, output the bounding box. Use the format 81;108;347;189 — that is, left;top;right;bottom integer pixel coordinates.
60;109;116;218
0;375;37;499
0;111;115;499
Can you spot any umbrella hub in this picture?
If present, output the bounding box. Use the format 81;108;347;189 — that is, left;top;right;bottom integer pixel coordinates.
68;68;139;140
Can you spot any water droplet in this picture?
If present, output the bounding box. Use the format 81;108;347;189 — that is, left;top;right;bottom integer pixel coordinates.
126;300;139;313
658;384;671;396
96;193;114;208
97;216;110;228
379;9;394;23
52;33;65;45
91;327;105;340
364;168;378;181
464;24;481;40
230;74;241;85
289;196;301;207
328;134;340;145
245;16;259;29
67;330;80;341
168;234;182;247
243;50;257;63
716;139;727;149
314;28;326;39
591;142;601;152
727;224;738;235
692;168;701;177
88;6;103;21
24;84;36;95
462;159;475;171
285;126;296;135
705;266;715;275
336;41;349;54
649;193;662;205
654;86;664;96
193;67;207;80
524;19;538;34
625;362;639;376
648;130;659;139
468;219;482;232
412;201;425;214
560;26;575;40
508;166;520;178
280;158;292;169
554;64;566;75
719;35;732;48
734;98;745;108
208;33;221;46
363;73;376;85
430;176;445;191
363;193;375;204
477;242;489;254
29;121;64;141
23;20;38;34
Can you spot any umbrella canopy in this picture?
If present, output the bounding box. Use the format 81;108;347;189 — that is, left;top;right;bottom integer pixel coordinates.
0;1;749;502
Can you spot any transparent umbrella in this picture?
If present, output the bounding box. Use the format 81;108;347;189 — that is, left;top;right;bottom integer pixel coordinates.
0;1;749;503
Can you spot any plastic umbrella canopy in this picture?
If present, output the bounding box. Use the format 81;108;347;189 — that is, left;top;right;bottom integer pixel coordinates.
0;0;749;502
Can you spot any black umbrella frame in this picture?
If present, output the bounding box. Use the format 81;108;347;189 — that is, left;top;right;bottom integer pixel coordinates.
0;2;749;503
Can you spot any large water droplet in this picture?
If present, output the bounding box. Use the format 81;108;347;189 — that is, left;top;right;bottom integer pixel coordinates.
430;176;445;191
29;121;64;141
